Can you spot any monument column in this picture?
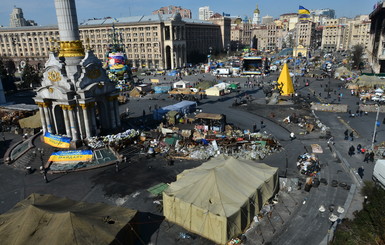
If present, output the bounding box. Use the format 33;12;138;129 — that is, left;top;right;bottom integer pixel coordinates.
80;103;92;138
54;0;84;79
61;105;72;137
37;103;47;133
43;102;53;133
68;105;79;141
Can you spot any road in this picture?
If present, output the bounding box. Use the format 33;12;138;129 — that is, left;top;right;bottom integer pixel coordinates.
0;71;380;244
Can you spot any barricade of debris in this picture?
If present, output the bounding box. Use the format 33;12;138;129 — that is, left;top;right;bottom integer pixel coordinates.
87;129;140;149
138;123;280;160
296;153;321;176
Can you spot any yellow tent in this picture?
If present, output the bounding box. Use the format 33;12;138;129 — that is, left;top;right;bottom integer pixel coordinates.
277;63;294;96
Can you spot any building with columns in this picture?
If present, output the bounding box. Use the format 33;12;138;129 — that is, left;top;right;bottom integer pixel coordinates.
0;13;223;70
34;0;120;147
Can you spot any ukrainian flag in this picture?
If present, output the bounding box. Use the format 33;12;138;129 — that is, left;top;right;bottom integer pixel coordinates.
44;132;71;148
298;6;310;15
298;6;310;21
49;150;93;163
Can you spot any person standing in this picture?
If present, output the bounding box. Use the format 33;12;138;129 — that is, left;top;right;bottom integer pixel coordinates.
369;152;375;163
363;152;370;163
357;166;364;179
344;129;349;140
348;145;355;156
350;131;354;141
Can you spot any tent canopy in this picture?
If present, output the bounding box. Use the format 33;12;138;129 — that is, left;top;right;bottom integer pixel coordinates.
277;63;294;96
352;75;385;87
163;155;278;244
0;193;138;245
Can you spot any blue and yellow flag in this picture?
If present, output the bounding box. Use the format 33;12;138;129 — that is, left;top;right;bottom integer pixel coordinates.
49;150;93;163
298;5;310;21
44;132;71;148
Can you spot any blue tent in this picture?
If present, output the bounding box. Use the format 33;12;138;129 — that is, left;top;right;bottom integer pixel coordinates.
153;101;197;120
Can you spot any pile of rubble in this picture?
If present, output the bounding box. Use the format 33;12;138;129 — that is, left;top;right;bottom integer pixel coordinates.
138;125;280;160
87;129;140;149
296;153;321;176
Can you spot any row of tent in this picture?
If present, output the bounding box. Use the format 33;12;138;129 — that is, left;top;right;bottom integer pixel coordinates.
0;156;278;245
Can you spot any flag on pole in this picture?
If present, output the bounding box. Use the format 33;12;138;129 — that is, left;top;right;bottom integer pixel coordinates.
298;6;310;21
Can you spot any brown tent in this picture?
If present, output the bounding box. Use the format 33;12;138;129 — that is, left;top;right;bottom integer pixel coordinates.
0;193;138;245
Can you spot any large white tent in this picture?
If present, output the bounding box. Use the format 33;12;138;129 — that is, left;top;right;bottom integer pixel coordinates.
163;155;278;244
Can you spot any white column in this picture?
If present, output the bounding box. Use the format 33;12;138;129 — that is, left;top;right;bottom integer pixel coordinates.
81;104;92;138
76;105;85;139
62;106;72;137
43;104;53;133
38;105;47;133
54;0;80;41
68;106;79;141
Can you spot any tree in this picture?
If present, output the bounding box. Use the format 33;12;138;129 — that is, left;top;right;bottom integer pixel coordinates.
21;62;40;89
351;44;364;70
332;181;385;244
0;58;16;91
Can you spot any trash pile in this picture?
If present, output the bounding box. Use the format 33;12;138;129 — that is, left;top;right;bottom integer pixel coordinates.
87;129;140;149
282;113;317;134
296;153;321;176
156;127;280;160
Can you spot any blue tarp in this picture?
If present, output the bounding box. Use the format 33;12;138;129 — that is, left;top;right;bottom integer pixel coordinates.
153;100;197;120
154;85;171;94
167;70;179;76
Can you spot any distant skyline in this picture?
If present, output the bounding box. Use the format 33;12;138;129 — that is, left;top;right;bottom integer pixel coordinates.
0;0;375;27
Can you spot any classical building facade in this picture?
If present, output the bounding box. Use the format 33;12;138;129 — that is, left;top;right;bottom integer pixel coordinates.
321;18;348;52
0;14;223;70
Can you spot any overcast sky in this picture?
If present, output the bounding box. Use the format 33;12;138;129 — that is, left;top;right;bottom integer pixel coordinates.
0;0;375;27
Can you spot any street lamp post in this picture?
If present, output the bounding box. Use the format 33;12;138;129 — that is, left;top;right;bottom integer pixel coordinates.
372;105;380;151
38;148;48;183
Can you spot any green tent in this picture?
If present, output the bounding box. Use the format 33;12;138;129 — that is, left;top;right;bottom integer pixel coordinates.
0;193;139;245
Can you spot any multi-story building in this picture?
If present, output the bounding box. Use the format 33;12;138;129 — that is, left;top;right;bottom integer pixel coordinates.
321;18;348;52
262;15;274;25
9;7;37;27
345;15;371;51
199;6;213;20
294;20;316;48
368;2;385;73
230;17;251;49
0;13;223;69
152;6;192;19
208;14;231;51
280;13;299;31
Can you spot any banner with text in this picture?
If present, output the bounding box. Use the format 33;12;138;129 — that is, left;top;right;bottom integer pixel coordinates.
48;150;93;163
44;132;71;148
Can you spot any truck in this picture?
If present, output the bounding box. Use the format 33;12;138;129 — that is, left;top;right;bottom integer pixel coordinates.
373;159;385;189
213;68;232;76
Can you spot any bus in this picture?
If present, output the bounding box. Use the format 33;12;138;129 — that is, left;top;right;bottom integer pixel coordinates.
241;56;269;76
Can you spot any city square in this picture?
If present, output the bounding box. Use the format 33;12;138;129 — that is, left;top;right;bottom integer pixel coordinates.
0;1;384;245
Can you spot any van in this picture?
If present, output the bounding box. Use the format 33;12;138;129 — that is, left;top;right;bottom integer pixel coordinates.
373;159;385;189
